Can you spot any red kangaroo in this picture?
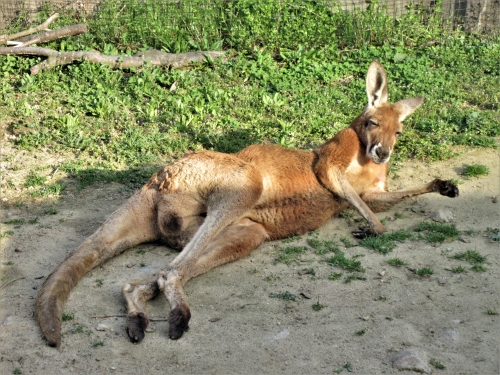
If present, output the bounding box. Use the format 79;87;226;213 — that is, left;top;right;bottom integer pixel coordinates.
35;61;459;348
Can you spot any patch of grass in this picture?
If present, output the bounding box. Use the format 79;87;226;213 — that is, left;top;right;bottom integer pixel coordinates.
355;329;366;336
340;236;355;248
281;235;302;243
414;222;460;243
91;341;105;348
414;267;434;277
327;253;364;273
471;263;487;273
429;358;446;370
447;265;466;273
451;250;487;264
24;171;46;188
95;279;104;287
0;230;14;239
269;291;297;302
28;217;39;224
4;218;25;225
13;369;22;375
328;272;343;281
31;183;66;197
344;274;366;283
43;207;58;215
463;164;490;179
307;238;339;255
359;230;412;254
485;308;498;315
274;245;308;264
486;227;500;242
69;325;84;334
62;312;75;321
300;268;316;276
312;299;326;311
387;258;407;267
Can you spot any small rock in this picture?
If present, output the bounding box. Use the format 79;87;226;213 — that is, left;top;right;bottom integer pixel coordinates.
145;326;155;333
391;347;431;373
437;277;447;285
432;209;454;223
379;271;386;277
96;324;108;331
362;316;370;321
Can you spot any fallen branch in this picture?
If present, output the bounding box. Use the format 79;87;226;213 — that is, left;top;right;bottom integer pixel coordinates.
0;13;59;45
0;47;226;74
12;24;88;47
0;276;26;292
91;314;169;321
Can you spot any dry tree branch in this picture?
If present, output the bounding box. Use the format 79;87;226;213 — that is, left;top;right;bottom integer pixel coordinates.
12;24;88;47
0;47;226;74
0;13;60;45
0;276;26;292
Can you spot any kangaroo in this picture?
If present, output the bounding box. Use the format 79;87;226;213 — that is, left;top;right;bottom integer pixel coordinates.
35;61;458;348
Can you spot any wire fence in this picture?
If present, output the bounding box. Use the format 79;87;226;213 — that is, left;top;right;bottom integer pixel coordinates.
1;0;498;43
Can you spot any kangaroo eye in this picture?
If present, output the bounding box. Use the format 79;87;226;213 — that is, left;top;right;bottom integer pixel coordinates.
367;120;378;127
396;131;401;136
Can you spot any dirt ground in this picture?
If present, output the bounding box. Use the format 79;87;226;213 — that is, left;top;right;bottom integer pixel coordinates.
0;141;498;375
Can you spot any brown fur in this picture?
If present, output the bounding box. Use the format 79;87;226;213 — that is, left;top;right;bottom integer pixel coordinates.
35;61;458;348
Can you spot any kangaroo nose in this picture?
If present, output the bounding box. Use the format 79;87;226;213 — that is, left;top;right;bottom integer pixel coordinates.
376;147;389;160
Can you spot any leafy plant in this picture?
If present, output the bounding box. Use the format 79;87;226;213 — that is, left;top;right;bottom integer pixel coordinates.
269;291;297;301
463;164;490;178
414;267;434;277
387;258;407;267
414;222;460;243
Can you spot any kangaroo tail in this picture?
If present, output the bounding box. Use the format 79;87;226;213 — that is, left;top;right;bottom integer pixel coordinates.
35;189;159;348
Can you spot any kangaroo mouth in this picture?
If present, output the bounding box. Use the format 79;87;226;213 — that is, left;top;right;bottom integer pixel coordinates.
368;143;391;164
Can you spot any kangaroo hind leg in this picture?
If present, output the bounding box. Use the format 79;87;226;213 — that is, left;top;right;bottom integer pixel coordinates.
36;186;160;348
159;218;268;340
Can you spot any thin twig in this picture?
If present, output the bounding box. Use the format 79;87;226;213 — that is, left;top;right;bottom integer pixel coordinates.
91;314;169;321
0;276;26;292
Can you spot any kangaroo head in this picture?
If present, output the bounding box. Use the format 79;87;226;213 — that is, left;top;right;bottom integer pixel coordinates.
352;61;424;164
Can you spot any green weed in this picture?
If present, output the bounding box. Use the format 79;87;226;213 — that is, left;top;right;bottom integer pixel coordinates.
307;238;339;255
312;299;326;311
414;222;460;243
344;274;366;283
429;358;446;370
328;272;343;281
486;227;500;242
414;267;434;277
91;341;105;348
485;308;498;315
327;253;364;273
4;219;25;225
269;291;297;301
95;279;104;287
359;230;411;254
447;265;466;273
43;207;58;215
24;171;46;188
274;246;308;264
387;258;407;267
471;264;487;272
62;312;74;321
355;329;366;336
340;236;355;248
463;164;490;178
451;250;487;264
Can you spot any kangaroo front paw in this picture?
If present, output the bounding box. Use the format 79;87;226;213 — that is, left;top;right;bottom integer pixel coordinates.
437;179;459;198
169;306;191;340
126;312;149;343
352;226;376;239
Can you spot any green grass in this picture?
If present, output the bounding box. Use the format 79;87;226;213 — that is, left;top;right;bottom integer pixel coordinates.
359;230;411;255
414;222;460;243
274;245;308;264
4;219;25;225
344;274;366;283
414;267;434;277
429;358;446;370
307;238;340;255
62;312;75;321
312;299;326;311
463;164;490;178
91;341;105;348
269;291;297;301
447;265;466;273
24;171;46;188
485;308;498;315
387;258;407;267
355;329;366;336
451;250;487;264
328;272;343;281
327;253;365;273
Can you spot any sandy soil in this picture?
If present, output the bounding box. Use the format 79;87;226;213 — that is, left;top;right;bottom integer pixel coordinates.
0;142;498;375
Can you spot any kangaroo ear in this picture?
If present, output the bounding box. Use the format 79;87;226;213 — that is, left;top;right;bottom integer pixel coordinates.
394;96;425;122
366;61;388;108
